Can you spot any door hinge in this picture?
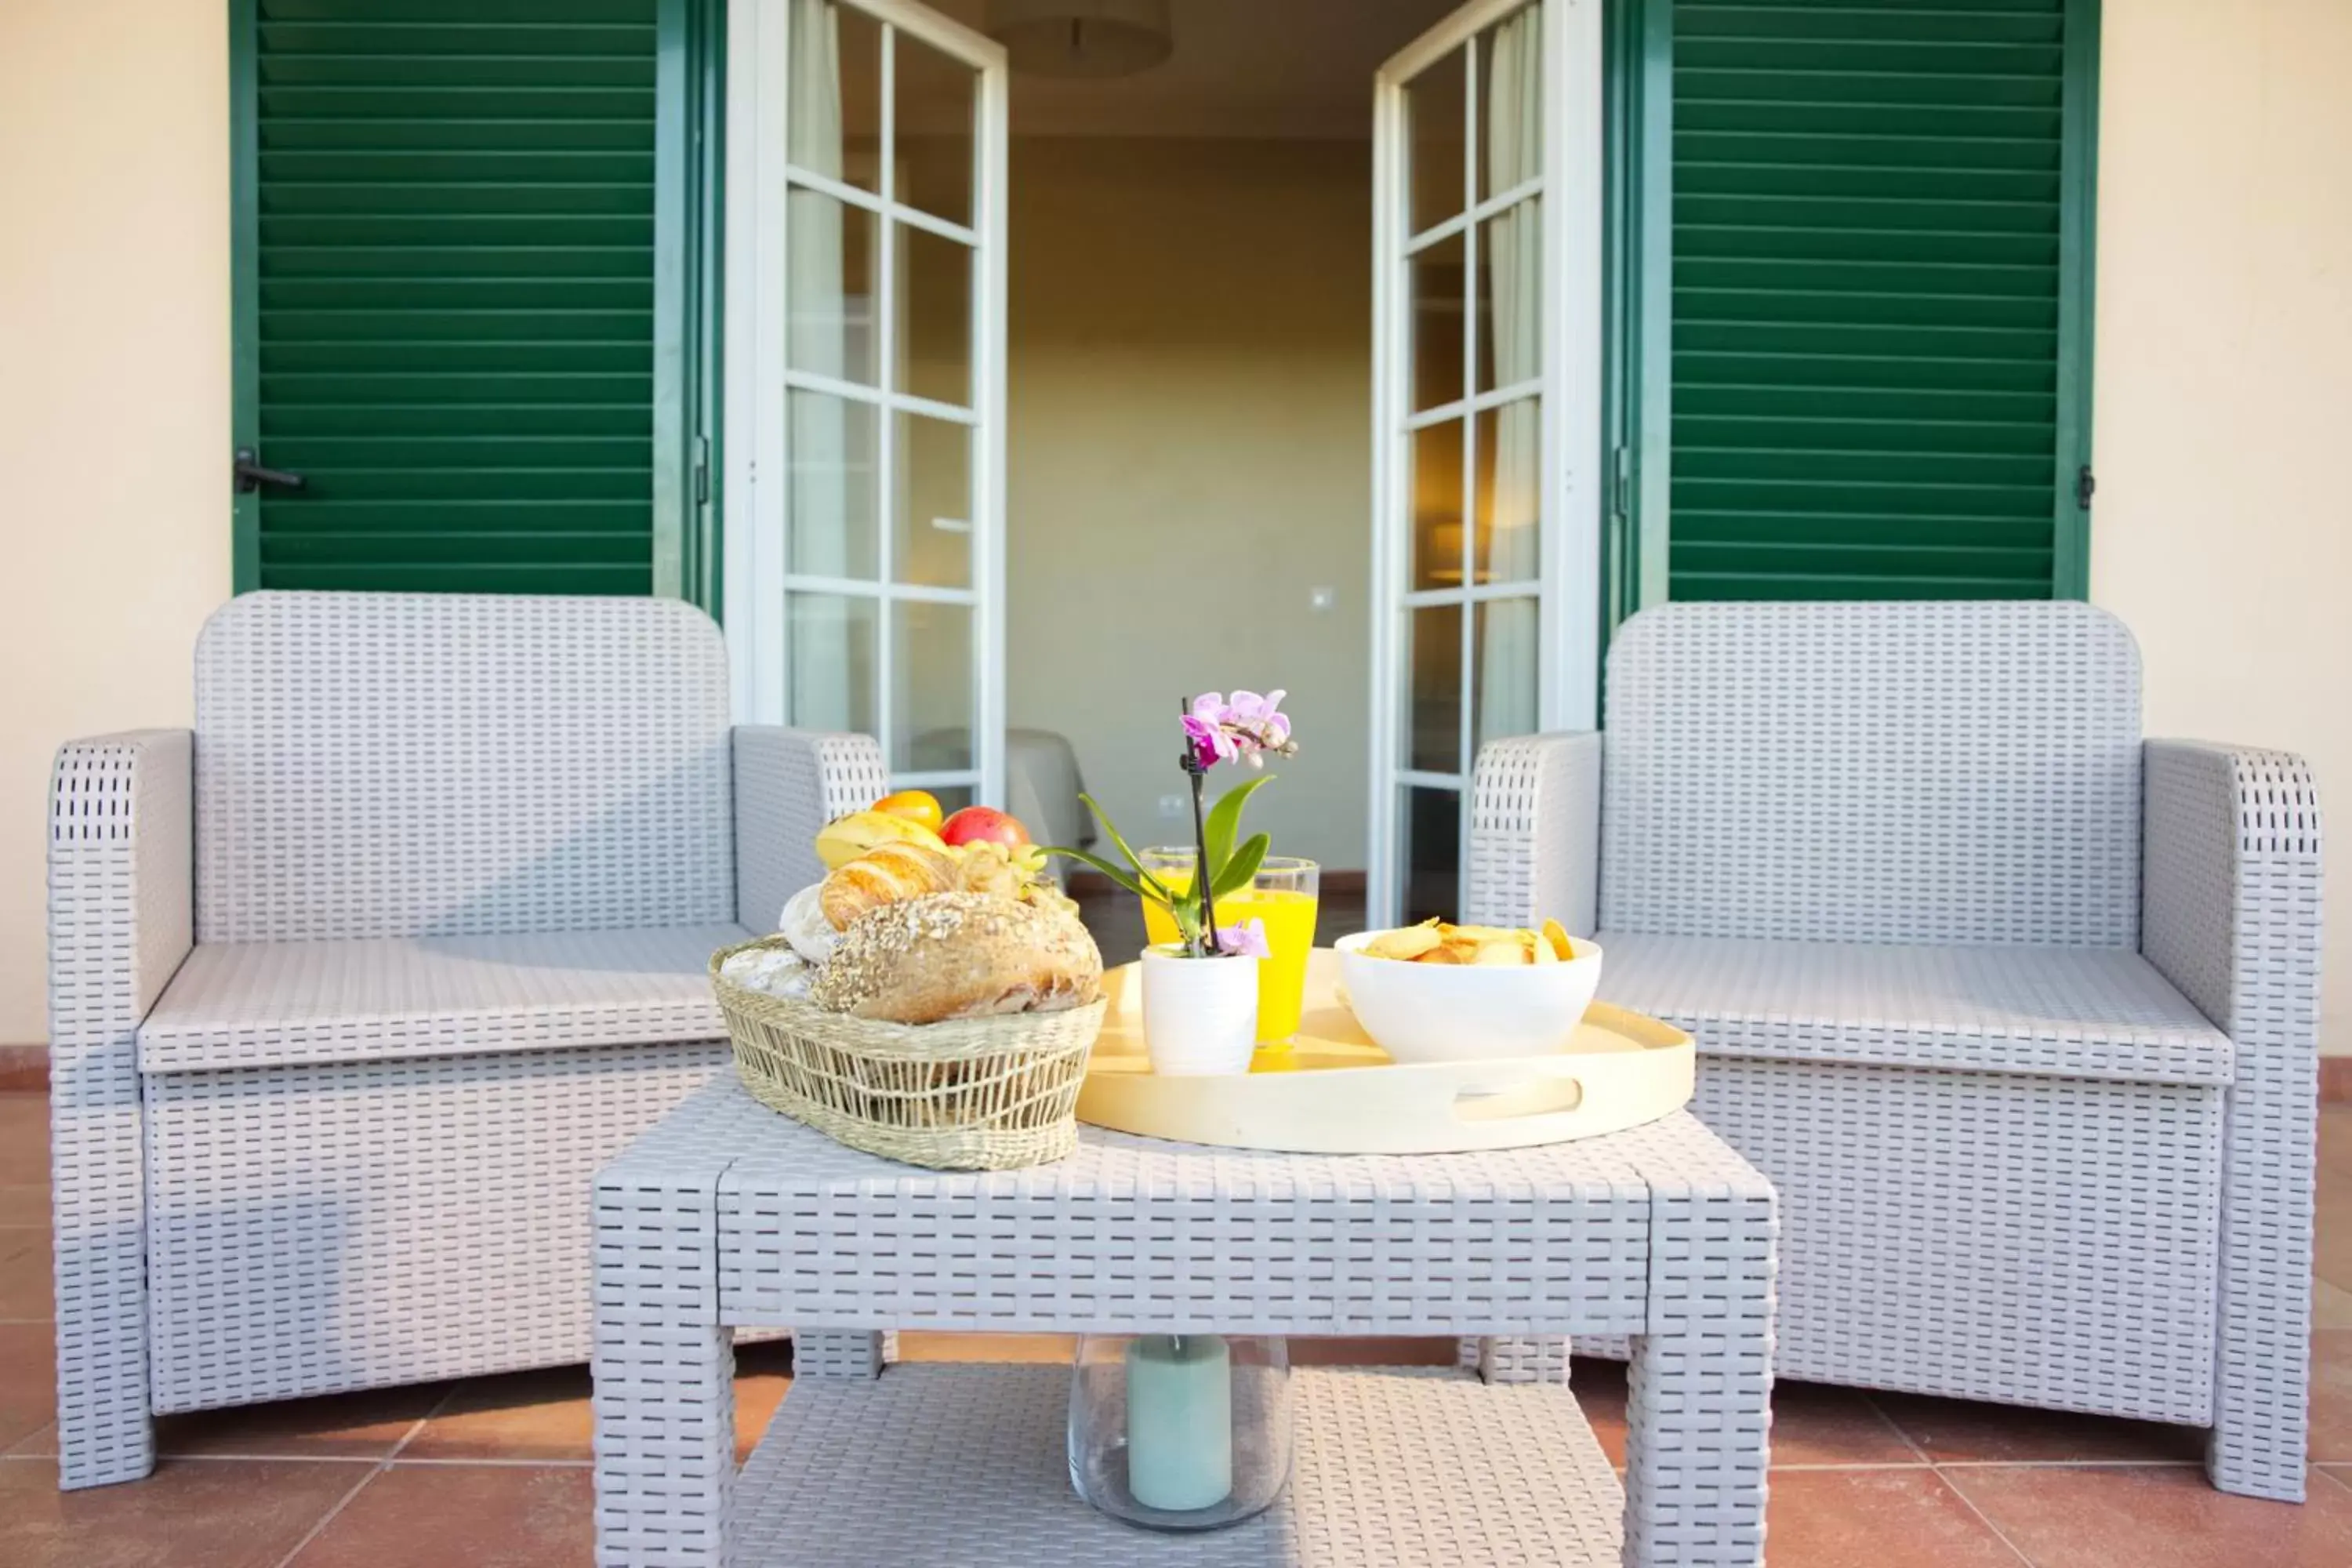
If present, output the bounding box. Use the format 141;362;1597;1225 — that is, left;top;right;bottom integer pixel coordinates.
1609;445;1633;521
693;436;711;506
2075;464;2096;510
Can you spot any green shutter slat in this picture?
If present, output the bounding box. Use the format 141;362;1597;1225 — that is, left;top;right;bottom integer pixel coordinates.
261;278;655;309
248;0;661;593
263;310;655;343
1661;0;2089;603
263;405;654;437
262;501;654;532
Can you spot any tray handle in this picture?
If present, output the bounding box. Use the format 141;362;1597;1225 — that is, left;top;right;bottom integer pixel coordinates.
1447;1056;1588;1123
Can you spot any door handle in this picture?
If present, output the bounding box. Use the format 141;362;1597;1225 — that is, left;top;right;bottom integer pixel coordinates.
233;448;307;494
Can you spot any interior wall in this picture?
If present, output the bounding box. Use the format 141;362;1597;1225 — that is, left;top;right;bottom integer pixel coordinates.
0;1;234;1047
2090;0;2351;1057
1004;138;1374;878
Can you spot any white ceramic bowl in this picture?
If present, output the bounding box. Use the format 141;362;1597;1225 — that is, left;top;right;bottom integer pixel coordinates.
1334;930;1605;1064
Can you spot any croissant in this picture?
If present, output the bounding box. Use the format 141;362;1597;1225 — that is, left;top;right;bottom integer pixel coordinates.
820;840;958;931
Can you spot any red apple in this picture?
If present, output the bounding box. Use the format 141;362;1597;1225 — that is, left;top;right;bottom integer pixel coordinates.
939;805;1031;849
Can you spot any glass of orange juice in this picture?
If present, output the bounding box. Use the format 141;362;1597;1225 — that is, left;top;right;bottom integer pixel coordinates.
1135;849;1320;1045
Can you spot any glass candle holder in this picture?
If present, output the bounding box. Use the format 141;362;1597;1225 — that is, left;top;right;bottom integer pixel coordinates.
1066;1333;1292;1531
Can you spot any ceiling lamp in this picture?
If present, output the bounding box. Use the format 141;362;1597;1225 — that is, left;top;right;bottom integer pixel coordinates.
985;0;1174;78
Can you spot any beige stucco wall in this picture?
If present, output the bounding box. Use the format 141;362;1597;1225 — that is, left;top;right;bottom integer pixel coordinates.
0;2;233;1047
0;0;2342;1054
2089;0;2351;1057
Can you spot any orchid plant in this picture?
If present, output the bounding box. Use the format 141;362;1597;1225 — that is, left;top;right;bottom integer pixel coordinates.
1045;691;1301;958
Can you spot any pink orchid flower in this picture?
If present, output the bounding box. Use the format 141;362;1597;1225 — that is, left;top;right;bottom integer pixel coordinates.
1181;689;1298;771
1214;918;1271;960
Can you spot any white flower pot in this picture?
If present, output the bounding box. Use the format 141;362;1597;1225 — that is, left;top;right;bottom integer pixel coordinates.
1139;944;1260;1076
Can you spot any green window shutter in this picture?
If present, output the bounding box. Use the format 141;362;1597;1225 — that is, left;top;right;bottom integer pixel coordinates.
1653;0;2097;602
232;0;706;597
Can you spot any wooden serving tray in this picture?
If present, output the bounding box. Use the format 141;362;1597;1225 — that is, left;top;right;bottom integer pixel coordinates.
1076;949;1694;1155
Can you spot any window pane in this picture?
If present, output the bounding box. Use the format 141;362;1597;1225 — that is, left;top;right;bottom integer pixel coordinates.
787;592;877;734
896;412;971;587
1474;397;1541;585
786;390;878;579
1404;47;1466;235
789;1;880;172
899;223;972;408
785;191;879;387
895;27;975;227
892;601;973;771
1408;419;1465;591
1400;784;1461;927
1472;597;1539;758
1475;5;1543;203
1405;602;1463;774
1409;231;1465;415
1475;198;1541;395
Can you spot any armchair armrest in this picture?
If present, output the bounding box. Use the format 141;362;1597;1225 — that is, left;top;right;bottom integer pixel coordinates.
49;728;194;1489
731;728;887;931
2142;737;2322;1501
1465;732;1602;935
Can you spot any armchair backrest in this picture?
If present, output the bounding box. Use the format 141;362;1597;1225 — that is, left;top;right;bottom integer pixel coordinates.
1600;601;2143;947
194;592;735;942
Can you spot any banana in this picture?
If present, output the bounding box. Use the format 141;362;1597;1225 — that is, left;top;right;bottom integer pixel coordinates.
814;810;950;871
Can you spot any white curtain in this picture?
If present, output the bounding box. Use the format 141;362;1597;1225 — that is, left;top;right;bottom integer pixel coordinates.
1478;7;1542;750
786;0;861;728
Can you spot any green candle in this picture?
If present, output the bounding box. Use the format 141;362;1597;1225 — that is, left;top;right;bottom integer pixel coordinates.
1123;1334;1232;1512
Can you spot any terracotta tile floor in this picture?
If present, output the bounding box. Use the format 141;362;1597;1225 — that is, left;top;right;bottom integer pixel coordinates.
0;1088;2346;1566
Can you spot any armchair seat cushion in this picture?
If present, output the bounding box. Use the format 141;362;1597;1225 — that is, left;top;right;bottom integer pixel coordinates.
1596;933;2233;1087
138;923;753;1073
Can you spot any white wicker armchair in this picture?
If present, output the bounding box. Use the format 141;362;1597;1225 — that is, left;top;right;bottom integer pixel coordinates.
47;592;886;1490
1465;601;2323;1502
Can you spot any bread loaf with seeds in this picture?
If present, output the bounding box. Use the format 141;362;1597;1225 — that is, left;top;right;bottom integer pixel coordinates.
811;892;1102;1024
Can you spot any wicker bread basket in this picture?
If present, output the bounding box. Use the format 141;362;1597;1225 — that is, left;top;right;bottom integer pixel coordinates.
710;935;1106;1170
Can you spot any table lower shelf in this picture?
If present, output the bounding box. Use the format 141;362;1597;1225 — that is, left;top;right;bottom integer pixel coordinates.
733;1363;1623;1567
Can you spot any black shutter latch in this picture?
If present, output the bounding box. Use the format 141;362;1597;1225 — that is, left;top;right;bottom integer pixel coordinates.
2075;465;2096;509
234;448;307;495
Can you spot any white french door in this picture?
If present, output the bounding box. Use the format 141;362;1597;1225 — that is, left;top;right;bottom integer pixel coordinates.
725;0;1009;810
1367;0;1602;924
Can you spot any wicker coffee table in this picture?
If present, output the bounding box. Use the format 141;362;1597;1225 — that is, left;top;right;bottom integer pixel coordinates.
590;1073;1777;1566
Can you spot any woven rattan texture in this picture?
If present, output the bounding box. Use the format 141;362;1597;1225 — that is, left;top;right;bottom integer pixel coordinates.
702;1078;1684;1337
1601;601;2143;946
1597;932;2232;1086
53;651;880;1488
1467;731;1602;939
734;728;886;931
48;732;193;1489
592;1074;1777;1566
730;1365;1625;1567
138;923;748;1072
1695;1056;2221;1424
2144;741;2323;1501
144;1041;728;1413
715;936;1102;1171
193;593;735;942
1464;623;2325;1501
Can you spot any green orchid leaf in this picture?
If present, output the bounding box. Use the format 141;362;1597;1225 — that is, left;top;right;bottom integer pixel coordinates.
1040;844;1162;905
1200;774;1272;877
1208;833;1269;901
1077;793;1174;902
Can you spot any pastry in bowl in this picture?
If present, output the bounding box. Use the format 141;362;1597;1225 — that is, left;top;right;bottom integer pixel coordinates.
1336;919;1604;1063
